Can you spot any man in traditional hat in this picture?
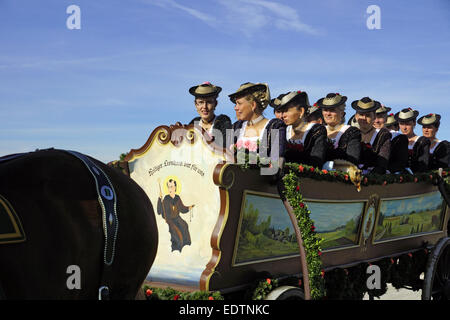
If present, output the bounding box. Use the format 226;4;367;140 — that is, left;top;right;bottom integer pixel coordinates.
351;97;391;174
418;113;449;170
316;93;361;166
395;108;430;172
188;82;232;148
373;105;392;129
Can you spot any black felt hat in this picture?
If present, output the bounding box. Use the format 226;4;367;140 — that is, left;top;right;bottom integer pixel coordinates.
189;82;222;98
316;93;347;109
394;108;419;122
418;113;441;126
277;90;311;111
375;105;392;115
385;113;398;126
351;97;381;113
269;93;288;110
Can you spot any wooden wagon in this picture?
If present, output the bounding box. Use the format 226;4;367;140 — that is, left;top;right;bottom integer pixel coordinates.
117;124;450;300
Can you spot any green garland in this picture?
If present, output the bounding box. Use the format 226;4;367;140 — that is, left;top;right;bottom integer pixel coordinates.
142;285;224;300
282;170;326;299
284;162;448;187
251;278;279;300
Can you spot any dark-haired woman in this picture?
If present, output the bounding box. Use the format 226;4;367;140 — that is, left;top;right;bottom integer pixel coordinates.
351;97;391;175
317;93;361;166
418;113;449;170
278;91;327;168
395;108;430;173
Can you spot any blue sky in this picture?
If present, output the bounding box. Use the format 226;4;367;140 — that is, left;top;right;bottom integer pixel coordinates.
1;0;449;162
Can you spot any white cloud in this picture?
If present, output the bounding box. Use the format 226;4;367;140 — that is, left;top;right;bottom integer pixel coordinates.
142;0;319;37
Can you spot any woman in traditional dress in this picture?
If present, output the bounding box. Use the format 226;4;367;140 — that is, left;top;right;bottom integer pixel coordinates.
316;93;361;166
228;82;286;162
418;113;449;170
189;82;232;148
352;97;391;174
395;108;430;173
373;105;391;129
384;113;409;173
306;103;324;125
277;91;327;168
385;113;399;131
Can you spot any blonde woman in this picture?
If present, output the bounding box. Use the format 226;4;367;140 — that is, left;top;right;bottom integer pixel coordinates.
228;82;286;161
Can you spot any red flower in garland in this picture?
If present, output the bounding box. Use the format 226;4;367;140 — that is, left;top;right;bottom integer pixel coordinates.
296;185;300;191
344;174;349;181
311;225;316;232
299;202;305;208
310;167;315;173
173;294;180;300
298;165;304;172
320;270;325;278
266;278;271;285
146;289;153;297
208;296;214;300
322;169;328;174
318;250;322;256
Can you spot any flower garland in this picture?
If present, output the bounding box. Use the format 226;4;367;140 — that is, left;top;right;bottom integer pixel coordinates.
142;285;223;300
251;278;279;300
233;141;271;170
282;170;326;299
284;162;448;187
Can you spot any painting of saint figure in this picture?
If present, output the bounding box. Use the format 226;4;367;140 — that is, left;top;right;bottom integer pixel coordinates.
157;177;195;252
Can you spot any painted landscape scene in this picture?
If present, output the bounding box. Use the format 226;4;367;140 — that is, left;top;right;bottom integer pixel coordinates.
234;194;298;265
374;191;445;242
305;201;365;250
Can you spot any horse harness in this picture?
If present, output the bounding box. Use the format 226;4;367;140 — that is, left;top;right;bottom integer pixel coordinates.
65;150;119;300
0;149;119;300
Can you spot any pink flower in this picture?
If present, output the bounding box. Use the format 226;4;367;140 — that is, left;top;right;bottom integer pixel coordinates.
236;140;243;149
244;140;251;150
248;141;258;152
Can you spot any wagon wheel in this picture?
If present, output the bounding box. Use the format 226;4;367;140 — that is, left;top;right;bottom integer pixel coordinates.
422;237;450;300
265;286;305;300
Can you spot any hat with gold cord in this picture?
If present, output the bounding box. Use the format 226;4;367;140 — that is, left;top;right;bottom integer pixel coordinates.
189;82;222;98
316;93;347;109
